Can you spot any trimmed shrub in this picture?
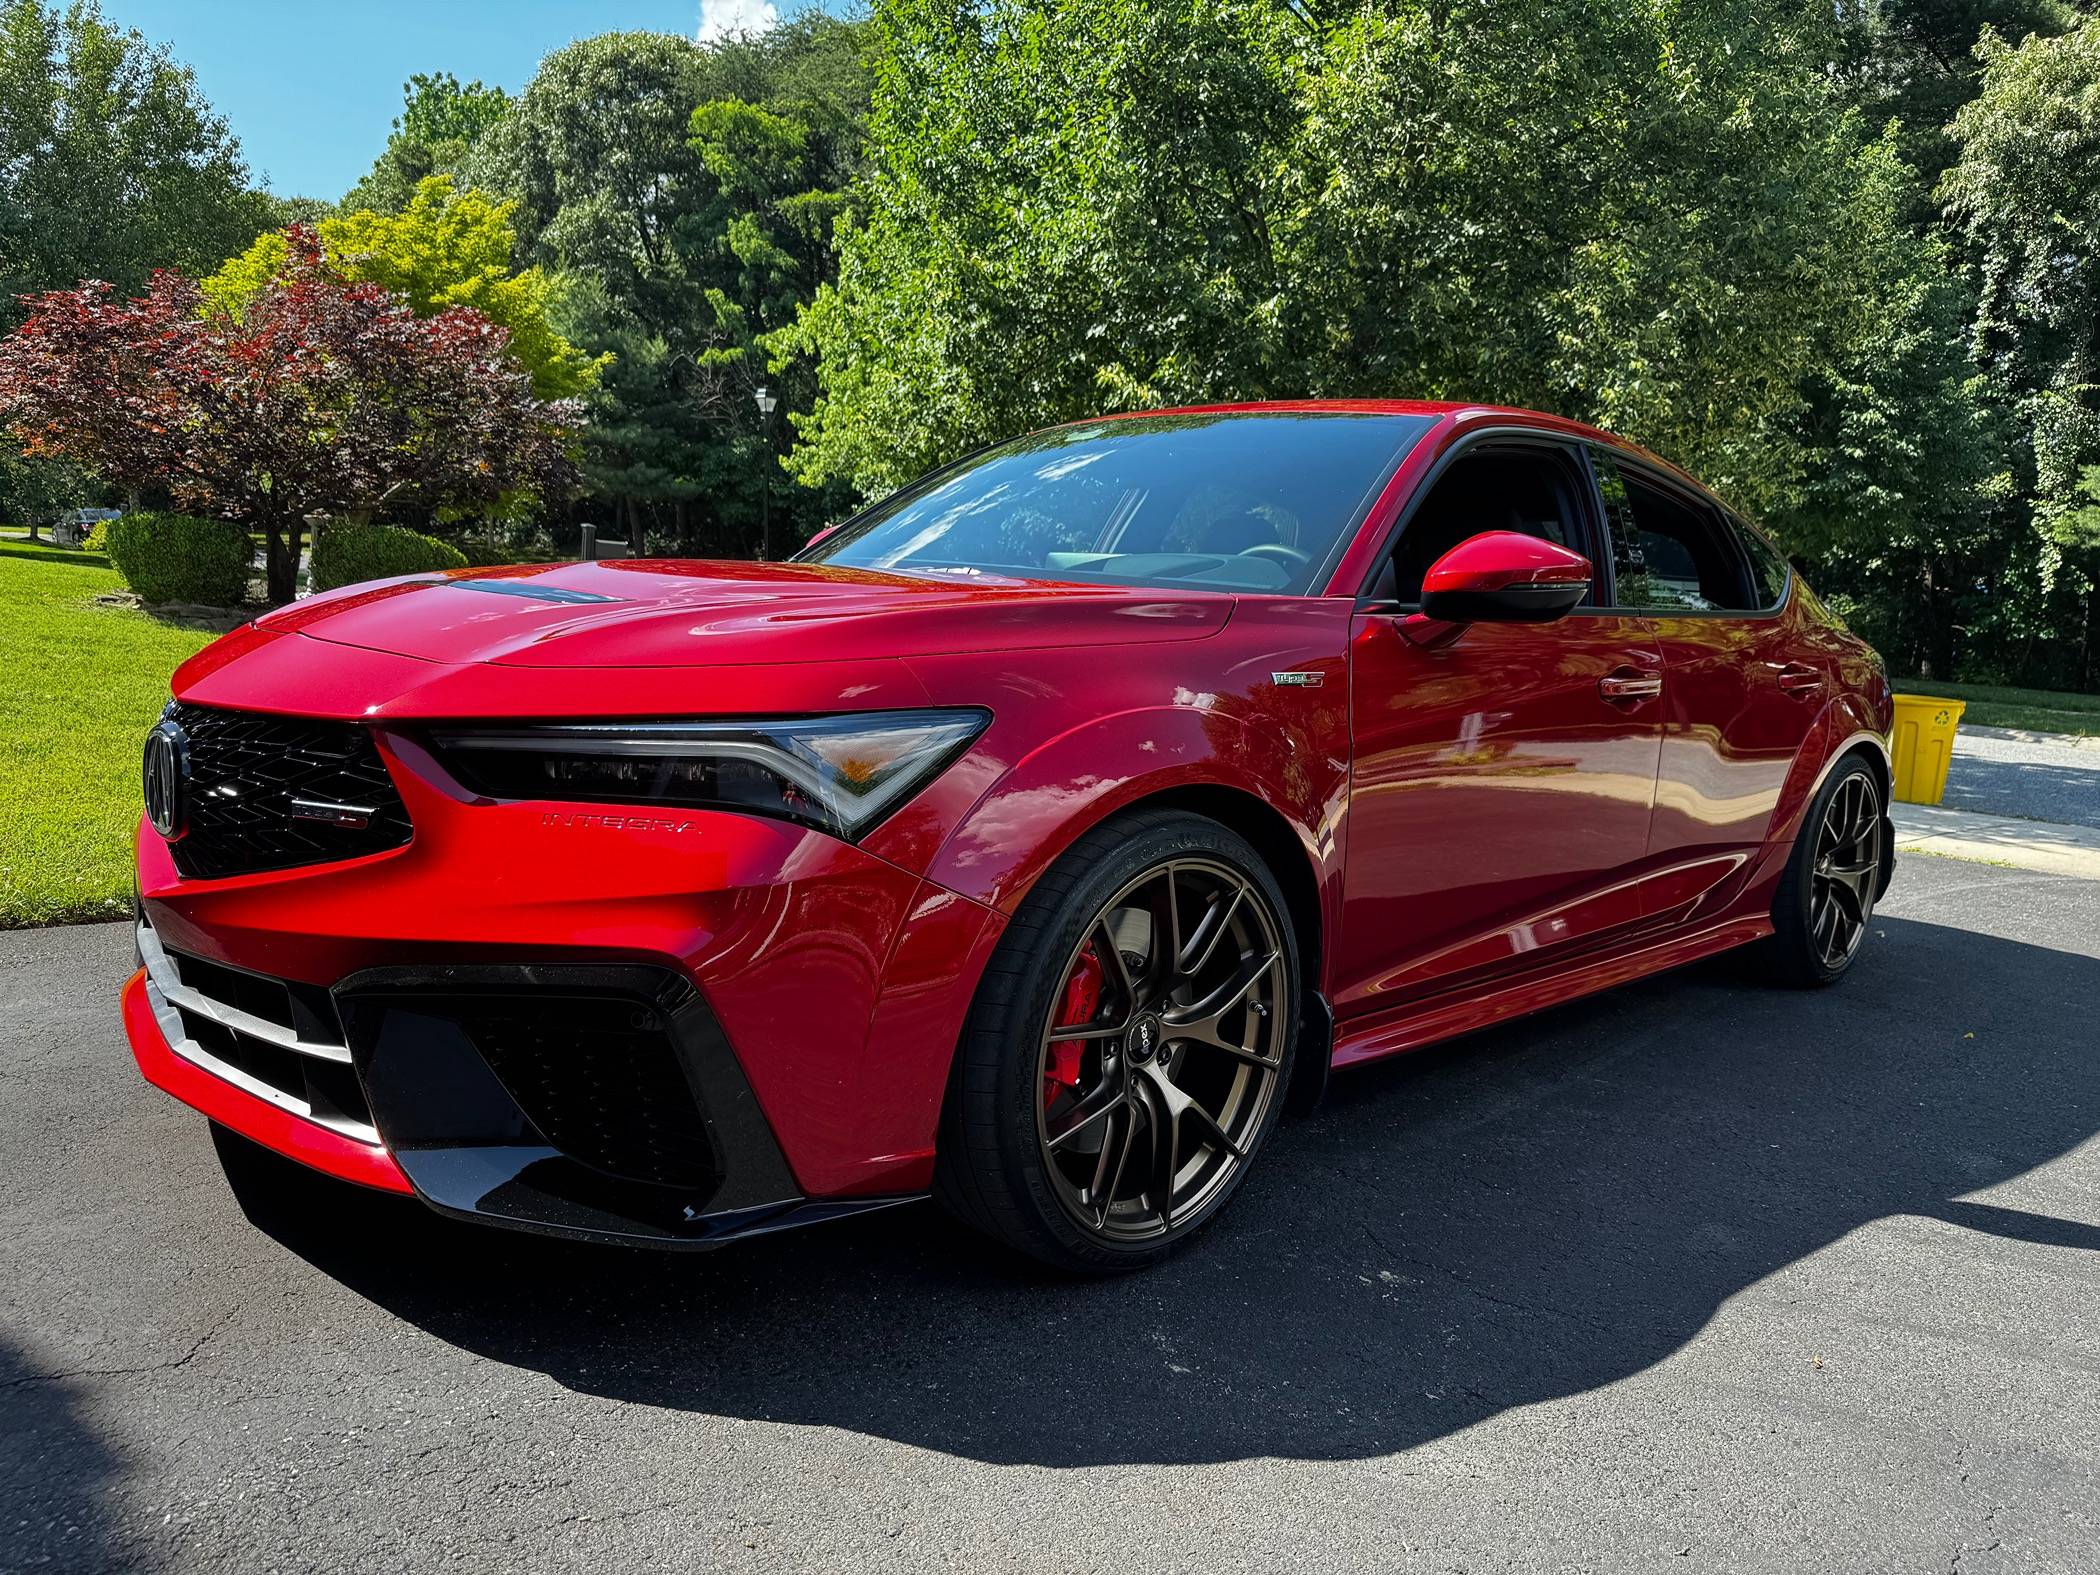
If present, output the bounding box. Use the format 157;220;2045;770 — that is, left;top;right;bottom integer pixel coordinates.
310;522;468;592
80;519;111;554
105;513;251;606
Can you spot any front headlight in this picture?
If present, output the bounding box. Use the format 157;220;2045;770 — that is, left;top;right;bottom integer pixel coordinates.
426;709;989;841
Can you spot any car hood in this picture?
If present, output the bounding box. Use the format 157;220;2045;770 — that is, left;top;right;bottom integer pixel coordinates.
256;559;1234;668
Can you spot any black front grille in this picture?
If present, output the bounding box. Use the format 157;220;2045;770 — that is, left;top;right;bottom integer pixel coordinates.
461;995;717;1189
165;703;412;880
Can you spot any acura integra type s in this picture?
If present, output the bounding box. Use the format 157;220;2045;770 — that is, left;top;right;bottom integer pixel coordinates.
125;402;1894;1272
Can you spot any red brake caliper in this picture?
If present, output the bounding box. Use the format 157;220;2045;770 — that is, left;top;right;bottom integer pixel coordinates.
1045;942;1104;1106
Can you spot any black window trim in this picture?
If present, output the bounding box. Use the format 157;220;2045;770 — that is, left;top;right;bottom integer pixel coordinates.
1353;426;1608;611
1724;509;1796;615
1585;443;1774;620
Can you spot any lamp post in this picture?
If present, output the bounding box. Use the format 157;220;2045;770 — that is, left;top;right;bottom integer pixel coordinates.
754;385;779;561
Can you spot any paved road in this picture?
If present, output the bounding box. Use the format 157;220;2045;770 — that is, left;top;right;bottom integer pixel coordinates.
1946;728;2100;830
5;856;2099;1573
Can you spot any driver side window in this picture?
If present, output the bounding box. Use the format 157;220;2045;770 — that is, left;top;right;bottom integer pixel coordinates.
1381;444;1593;606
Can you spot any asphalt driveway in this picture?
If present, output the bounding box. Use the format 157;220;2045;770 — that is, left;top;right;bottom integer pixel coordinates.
4;854;2097;1573
1946;727;2100;830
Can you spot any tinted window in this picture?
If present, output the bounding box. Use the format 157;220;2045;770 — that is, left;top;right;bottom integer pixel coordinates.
1387;445;1593;605
804;412;1433;595
1591;449;1751;611
1734;518;1793;610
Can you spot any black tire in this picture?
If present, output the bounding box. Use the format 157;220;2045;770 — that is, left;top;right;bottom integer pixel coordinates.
1764;753;1886;988
934;809;1300;1273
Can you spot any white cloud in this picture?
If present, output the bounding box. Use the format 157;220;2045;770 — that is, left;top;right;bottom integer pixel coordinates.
697;0;779;44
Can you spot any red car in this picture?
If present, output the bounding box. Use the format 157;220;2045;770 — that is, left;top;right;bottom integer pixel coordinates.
125;402;1893;1271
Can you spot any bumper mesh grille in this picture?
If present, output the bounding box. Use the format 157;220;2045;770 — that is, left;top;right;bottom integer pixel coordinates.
460;997;716;1189
166;703;411;880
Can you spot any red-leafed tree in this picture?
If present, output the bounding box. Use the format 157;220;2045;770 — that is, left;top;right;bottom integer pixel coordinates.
0;228;580;603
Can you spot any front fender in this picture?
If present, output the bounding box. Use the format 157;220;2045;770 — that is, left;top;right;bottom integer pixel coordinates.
922;702;1346;926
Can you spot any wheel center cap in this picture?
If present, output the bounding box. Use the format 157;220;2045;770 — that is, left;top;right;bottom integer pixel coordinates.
1127;1015;1163;1063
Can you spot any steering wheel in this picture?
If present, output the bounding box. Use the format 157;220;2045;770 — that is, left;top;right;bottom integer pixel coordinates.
1238;542;1312;567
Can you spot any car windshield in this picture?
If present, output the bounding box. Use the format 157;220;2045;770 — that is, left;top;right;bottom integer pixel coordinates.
801;411;1434;595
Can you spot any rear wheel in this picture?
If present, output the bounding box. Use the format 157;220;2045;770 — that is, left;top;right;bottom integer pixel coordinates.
935;811;1298;1272
1765;755;1885;987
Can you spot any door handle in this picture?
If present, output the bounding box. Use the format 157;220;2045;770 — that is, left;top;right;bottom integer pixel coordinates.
1775;663;1824;695
1599;670;1662;703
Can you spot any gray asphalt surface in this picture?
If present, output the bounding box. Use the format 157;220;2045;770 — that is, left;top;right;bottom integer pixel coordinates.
5;855;2099;1573
1946;728;2100;830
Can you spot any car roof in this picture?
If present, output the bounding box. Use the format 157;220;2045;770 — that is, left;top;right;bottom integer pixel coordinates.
1078;399;1708;497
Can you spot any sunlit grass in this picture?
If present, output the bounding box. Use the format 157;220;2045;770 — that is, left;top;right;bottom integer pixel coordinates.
1896;678;2100;738
0;539;214;926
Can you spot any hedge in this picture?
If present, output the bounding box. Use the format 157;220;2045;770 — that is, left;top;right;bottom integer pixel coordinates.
105;513;251;606
310;522;468;592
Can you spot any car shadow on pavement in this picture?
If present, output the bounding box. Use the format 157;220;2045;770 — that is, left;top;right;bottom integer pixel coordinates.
225;913;2100;1467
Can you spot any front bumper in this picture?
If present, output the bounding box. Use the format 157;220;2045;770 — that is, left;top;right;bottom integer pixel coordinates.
128;724;1010;1244
127;919;924;1246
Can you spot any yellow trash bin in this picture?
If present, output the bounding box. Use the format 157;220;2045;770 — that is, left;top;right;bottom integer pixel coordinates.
1890;694;1966;806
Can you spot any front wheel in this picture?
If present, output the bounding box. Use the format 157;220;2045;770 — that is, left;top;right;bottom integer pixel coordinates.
935;811;1299;1272
1764;754;1886;987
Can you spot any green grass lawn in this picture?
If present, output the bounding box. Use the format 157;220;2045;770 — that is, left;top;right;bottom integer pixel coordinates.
1895;678;2100;738
1;540;214;926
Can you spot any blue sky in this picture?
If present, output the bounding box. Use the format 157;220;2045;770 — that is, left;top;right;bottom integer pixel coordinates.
101;2;850;199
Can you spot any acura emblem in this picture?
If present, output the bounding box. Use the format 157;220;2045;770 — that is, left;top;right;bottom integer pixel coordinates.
142;715;190;841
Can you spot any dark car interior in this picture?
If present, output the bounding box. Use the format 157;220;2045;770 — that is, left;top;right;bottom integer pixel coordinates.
1374;446;1594;605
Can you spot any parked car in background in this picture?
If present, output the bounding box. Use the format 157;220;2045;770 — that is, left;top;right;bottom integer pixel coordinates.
48;505;119;547
123;402;1894;1272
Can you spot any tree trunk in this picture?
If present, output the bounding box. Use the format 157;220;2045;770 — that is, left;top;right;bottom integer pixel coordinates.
1919;559;1958;680
2082;576;2100;694
263;519;296;606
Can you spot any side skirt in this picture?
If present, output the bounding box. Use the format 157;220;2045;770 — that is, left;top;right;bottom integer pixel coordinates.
1330;914;1774;1072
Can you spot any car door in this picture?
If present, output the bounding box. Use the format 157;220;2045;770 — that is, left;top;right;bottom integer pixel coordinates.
1586;448;1819;922
1335;435;1666;1019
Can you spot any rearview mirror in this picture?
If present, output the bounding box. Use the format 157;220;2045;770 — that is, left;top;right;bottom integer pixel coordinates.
1418;531;1591;624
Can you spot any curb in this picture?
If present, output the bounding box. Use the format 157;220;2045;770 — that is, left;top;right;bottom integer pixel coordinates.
1892;802;2100;882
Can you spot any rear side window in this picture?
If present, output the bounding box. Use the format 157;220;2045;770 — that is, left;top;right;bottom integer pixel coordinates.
1590;448;1752;612
1733;518;1793;611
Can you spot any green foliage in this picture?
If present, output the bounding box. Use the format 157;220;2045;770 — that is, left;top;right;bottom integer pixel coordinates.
785;0;1933;516
79;517;109;553
342;72;511;215
1944;17;2100;687
1834;1;2083;200
0;451;91;529
470;17;869;553
0;0;273;331
202;177;606;399
309;521;468;591
104;512;251;606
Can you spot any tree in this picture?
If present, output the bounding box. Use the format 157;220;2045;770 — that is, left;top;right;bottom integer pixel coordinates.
783;0;1938;519
1833;1;2083;199
467;17;868;552
1945;17;2100;686
202;176;607;399
341;72;511;215
0;230;580;604
0;0;274;329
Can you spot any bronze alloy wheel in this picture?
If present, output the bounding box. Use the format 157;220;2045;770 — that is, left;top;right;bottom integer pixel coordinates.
1809;769;1883;971
1033;857;1290;1243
